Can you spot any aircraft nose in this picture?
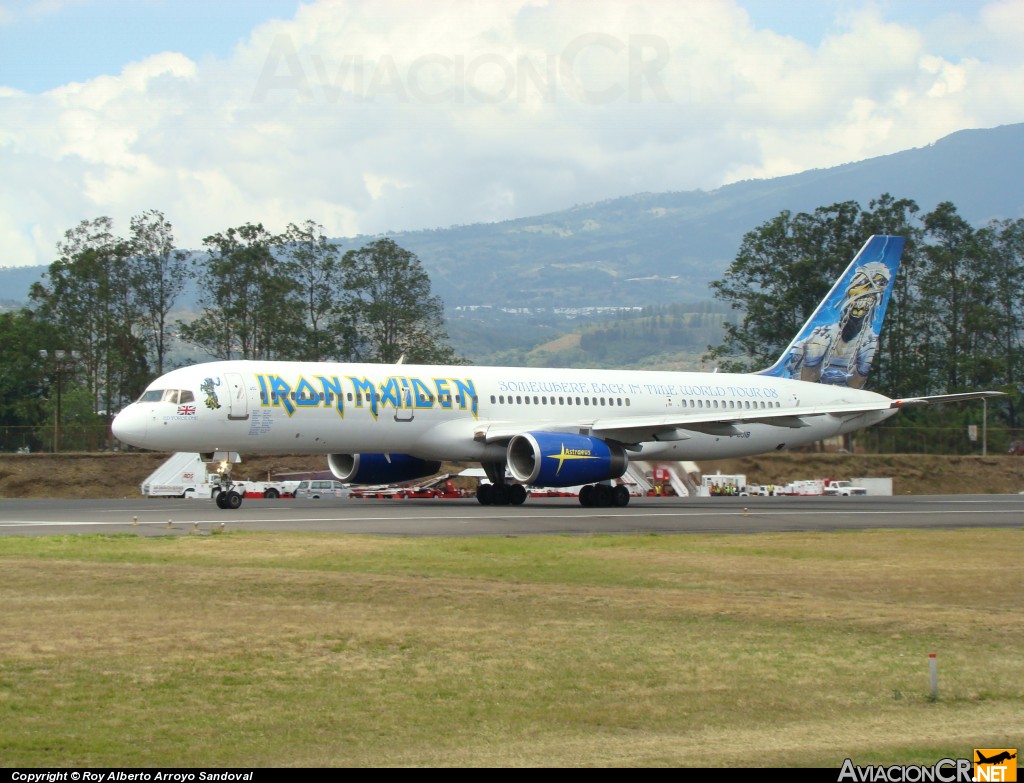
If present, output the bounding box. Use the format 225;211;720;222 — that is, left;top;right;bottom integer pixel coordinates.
112;405;148;447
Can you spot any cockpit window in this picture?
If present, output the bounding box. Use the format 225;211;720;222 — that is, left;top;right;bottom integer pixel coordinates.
137;389;194;404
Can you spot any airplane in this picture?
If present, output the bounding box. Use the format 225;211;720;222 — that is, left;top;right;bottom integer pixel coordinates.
976;751;1016;765
111;235;1004;510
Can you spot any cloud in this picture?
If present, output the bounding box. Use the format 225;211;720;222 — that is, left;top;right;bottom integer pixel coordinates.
1;0;1023;267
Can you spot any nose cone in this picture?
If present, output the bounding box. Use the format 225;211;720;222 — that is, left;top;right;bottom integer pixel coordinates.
112;405;148;448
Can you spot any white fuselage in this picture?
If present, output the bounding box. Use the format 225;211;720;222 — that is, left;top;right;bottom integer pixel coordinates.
111;360;898;463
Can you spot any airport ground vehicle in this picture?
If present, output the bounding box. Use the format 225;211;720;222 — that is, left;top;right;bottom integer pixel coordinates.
822;479;868;496
293;479;350;499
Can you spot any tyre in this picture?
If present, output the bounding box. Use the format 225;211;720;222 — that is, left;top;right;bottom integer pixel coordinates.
593;484;613;507
476;484;494;505
508;484;527;505
612;485;630;507
579;484;594;507
263;488;280;499
491;483;510;505
225;491;243;510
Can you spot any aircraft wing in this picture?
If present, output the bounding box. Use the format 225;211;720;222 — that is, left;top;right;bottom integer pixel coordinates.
473;399;899;447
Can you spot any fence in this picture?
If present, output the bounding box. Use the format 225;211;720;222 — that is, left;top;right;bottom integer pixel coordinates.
0;426;115;453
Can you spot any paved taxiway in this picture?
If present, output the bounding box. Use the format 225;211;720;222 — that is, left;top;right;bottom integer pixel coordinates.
1;494;1022;537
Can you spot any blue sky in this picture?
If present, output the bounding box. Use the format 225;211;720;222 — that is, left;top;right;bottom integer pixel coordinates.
0;1;301;93
0;0;1020;267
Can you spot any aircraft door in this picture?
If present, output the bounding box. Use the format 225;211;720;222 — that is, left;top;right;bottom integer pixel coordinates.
225;373;249;420
395;383;414;422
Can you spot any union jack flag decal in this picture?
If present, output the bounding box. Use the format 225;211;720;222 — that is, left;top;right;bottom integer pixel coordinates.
177;404;196;416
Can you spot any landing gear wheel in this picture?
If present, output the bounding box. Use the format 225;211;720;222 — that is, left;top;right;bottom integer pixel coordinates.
612;485;630;507
579;485;594;507
215;491;227;509
476;484;494;505
508;484;527;506
593;484;613;507
225;490;243;510
491;483;510;506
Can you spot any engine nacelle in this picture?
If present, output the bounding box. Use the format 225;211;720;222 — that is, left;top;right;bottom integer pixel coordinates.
507;432;628;487
328;453;442;485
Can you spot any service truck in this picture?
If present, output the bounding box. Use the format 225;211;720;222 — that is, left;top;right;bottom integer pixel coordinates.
822;479;868;496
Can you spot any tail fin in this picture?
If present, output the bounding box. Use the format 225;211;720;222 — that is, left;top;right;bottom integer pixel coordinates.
757;235;905;389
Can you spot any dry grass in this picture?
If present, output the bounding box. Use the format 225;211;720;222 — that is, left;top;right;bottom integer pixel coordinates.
1;530;1021;767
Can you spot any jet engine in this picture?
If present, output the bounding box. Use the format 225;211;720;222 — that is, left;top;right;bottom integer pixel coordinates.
328;453;442;485
507;432;628;487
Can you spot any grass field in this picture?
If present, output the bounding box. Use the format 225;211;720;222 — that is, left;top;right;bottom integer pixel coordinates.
0;529;1021;767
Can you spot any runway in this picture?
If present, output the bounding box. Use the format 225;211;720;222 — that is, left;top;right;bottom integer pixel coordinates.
1;494;1022;536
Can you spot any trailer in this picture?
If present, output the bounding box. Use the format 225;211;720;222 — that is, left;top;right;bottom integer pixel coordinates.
777;479;825;496
698;472;748;497
240;480;301;499
398;475;469;498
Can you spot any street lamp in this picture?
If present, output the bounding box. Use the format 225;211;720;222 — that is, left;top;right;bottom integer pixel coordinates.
38;349;81;452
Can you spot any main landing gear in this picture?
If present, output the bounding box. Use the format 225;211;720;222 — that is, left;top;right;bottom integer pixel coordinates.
476;482;528;506
476;461;527;506
474;462;631;508
579;483;631;508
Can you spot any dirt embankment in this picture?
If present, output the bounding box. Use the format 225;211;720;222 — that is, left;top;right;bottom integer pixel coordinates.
0;451;1022;499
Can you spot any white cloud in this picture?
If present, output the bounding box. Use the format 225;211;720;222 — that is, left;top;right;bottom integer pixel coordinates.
1;0;1023;267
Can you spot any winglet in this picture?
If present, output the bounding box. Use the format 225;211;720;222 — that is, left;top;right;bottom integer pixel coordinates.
757;235;905;389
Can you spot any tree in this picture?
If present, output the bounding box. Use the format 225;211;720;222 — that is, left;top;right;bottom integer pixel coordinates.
280;220;352;361
918;202;1000;393
128;210;189;375
181;223;304;360
29;217;149;423
981;217;1024;426
0;310;58;451
342;238;460;364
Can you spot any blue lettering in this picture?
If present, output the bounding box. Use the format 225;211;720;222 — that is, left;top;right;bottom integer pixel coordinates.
435;378;453;408
380;377;402;409
412;378;434;408
316;375;344;415
349;377;379;418
295;377;320;407
453;378;478;417
267;375;295;416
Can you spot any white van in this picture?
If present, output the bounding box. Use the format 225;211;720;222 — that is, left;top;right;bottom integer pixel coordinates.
293;479;350;499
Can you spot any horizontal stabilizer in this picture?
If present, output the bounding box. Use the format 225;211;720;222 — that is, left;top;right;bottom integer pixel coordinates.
891;391;1006;407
